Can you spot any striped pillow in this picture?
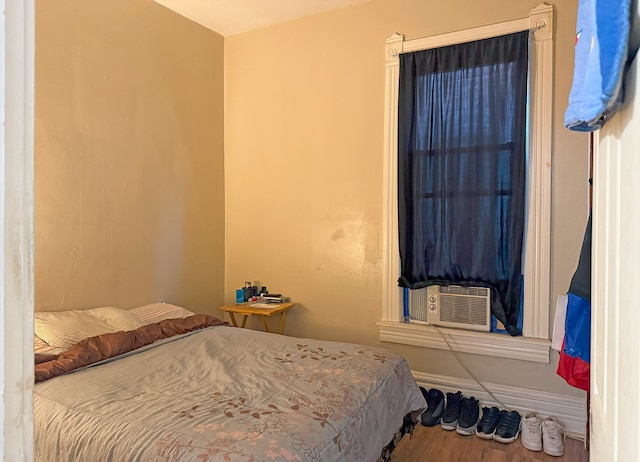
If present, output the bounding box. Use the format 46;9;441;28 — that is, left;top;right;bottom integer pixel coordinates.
34;335;60;354
34;307;144;350
128;302;195;324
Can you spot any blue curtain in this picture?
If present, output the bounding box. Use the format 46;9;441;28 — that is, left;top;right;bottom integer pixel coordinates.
397;32;529;335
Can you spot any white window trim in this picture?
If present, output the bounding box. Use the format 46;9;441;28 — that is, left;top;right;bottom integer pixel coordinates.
380;3;554;362
378;321;552;363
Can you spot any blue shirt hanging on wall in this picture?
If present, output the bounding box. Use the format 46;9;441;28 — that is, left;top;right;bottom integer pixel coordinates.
564;0;639;131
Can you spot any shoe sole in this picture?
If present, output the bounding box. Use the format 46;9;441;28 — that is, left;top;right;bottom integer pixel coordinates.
475;430;495;440
421;418;441;427
456;426;476;436
493;430;520;444
543;447;564;457
441;420;457;431
456;417;480;436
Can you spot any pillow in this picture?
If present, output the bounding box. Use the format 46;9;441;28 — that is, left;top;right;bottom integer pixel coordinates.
34;334;63;355
128;302;195;324
34;307;145;350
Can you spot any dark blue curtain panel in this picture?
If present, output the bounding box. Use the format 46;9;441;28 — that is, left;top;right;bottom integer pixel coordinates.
397;32;529;336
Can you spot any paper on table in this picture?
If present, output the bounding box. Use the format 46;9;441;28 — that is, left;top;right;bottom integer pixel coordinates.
249;302;278;309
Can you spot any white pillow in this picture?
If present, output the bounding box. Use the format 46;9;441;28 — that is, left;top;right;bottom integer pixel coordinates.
34;307;145;349
34;334;63;355
128;302;195;324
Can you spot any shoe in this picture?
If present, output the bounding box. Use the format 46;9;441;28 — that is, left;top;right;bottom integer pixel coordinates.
420;387;445;427
492;410;521;443
456;396;480;436
475;406;501;439
521;413;543;451
542;417;565;457
440;391;463;431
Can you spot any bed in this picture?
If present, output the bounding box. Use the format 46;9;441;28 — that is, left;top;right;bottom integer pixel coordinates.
34;303;426;461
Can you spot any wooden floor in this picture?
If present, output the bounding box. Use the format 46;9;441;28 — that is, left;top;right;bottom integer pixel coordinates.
391;424;589;462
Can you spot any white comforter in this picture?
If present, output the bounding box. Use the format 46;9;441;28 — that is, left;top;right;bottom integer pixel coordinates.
34;325;425;462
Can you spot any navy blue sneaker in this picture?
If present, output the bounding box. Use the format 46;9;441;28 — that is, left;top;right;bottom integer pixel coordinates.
456;396;480;436
440;391;463;431
493;410;522;443
420;387;445;427
475;406;501;439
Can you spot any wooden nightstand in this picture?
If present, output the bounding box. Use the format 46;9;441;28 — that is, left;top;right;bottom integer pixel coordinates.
220;302;295;335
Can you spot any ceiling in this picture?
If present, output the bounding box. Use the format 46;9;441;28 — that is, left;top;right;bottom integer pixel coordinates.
153;0;374;36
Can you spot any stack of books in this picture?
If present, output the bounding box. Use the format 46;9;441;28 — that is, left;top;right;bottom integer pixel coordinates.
261;294;290;304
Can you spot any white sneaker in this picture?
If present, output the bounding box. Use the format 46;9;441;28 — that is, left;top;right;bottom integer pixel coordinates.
542;417;565;457
521;413;542;451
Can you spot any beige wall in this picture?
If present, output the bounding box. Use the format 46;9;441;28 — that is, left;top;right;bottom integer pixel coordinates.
224;0;589;396
33;0;589;397
35;0;225;313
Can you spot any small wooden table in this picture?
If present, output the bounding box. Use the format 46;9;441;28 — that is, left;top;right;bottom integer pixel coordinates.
220;302;295;335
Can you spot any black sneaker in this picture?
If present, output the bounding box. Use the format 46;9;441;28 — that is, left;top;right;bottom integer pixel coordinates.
475;406;501;439
456;397;480;436
440;391;463;431
420;387;445;427
493;410;522;443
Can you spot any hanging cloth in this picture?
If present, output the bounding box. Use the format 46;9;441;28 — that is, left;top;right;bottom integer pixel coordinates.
557;214;591;391
564;0;639;131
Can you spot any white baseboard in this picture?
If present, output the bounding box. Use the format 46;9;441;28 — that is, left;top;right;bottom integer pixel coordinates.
412;370;588;440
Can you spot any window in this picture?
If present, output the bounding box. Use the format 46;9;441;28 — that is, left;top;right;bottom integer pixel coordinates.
379;4;554;362
398;31;529;336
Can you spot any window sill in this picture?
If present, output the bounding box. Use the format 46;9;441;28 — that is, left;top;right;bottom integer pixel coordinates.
377;321;551;363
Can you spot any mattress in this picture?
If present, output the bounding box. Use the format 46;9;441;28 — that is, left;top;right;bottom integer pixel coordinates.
34;318;425;461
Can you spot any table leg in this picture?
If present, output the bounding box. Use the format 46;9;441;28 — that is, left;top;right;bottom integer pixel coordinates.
228;312;238;327
262;316;271;333
277;311;287;335
241;315;249;328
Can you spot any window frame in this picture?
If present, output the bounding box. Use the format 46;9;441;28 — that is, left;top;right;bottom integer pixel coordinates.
379;3;554;363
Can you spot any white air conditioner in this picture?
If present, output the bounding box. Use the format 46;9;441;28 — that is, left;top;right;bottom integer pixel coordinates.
409;285;491;332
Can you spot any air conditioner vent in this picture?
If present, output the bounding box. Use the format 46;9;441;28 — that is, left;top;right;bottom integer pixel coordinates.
409;285;491;332
440;285;489;297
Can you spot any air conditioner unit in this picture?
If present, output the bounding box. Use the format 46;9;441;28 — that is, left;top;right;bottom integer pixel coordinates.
409;285;491;332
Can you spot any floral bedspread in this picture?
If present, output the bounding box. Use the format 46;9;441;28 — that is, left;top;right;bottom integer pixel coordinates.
34;324;426;461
